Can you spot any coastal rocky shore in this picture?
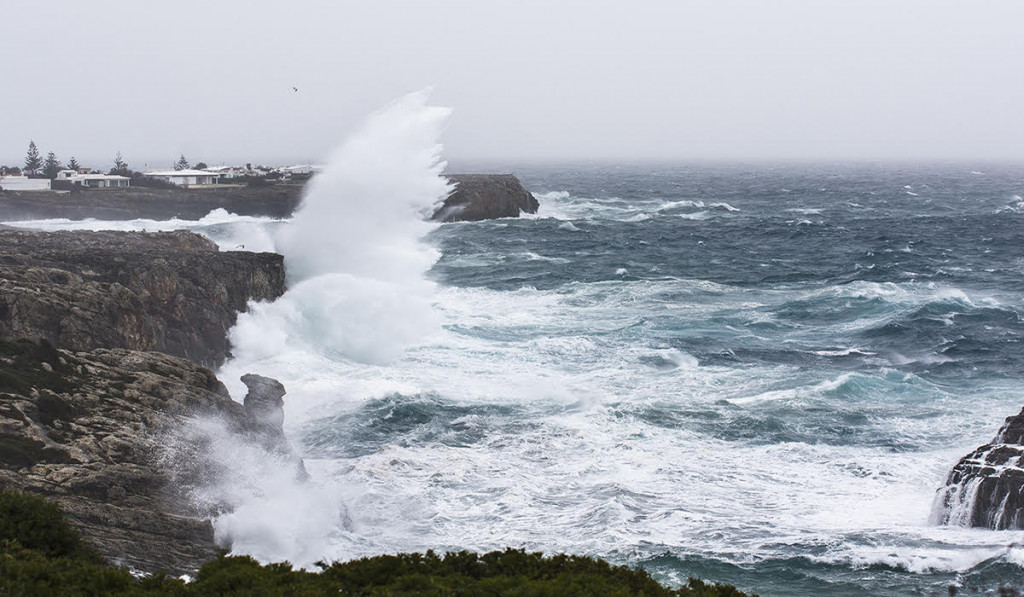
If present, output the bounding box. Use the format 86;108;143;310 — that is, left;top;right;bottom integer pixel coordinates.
0;341;303;574
0;228;298;574
934;406;1024;529
0;177;539;576
0;229;285;369
0;174;538;223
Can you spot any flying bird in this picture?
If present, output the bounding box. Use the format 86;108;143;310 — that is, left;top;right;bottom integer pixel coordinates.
292;86;298;92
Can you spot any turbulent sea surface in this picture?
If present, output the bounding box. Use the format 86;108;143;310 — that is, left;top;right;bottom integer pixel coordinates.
12;132;1024;594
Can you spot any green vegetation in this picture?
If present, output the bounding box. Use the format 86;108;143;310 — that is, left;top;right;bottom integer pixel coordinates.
0;491;755;596
111;151;132;177
23;141;42;176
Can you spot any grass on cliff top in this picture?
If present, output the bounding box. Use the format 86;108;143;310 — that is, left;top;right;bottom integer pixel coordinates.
0;491;754;596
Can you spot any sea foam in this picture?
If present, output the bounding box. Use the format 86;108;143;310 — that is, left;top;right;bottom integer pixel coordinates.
210;91;453;564
230;90;451;367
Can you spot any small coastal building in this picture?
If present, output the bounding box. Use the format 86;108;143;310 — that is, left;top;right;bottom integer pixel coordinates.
55;170;131;188
142;169;221;187
0;175;51;191
202;165;254;179
281;164;325;176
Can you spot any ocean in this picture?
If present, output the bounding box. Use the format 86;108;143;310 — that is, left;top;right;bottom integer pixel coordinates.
10;97;1024;595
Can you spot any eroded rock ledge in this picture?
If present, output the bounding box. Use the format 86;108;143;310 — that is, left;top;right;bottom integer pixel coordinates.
0;229;285;369
933;406;1024;529
0;340;301;575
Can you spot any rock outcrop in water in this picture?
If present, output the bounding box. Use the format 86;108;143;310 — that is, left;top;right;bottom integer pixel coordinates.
0;339;303;574
241;373;308;480
0;229;285;369
933;407;1024;529
432;174;539;222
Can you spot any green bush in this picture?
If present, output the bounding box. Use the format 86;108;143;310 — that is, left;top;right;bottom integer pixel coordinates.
0;491;92;560
0;491;755;596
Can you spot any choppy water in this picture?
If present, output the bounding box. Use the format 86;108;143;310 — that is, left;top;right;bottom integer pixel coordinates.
11;148;1024;594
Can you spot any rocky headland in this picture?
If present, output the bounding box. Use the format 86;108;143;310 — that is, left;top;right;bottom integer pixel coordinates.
0;341;304;574
0;175;540;576
0;227;300;575
933;407;1024;529
0;229;285;369
0;174;539;223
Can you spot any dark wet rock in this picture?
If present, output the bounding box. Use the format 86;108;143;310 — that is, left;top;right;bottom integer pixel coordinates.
933;407;1024;529
241;373;308;480
433;174;539;222
0;229;285;369
0;340;304;575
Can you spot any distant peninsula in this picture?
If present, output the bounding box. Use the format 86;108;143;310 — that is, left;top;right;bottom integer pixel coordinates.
0;175;539;223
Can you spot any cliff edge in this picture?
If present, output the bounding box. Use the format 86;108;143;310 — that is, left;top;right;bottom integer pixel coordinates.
0;340;302;574
0;229;285;369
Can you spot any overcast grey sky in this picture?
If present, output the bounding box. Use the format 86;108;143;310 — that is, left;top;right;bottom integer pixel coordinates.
3;1;1023;168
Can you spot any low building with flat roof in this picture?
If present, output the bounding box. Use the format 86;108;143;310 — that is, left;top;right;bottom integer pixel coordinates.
142;169;220;187
0;175;51;191
56;170;131;188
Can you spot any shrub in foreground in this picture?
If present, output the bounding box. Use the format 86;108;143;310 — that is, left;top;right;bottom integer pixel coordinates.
0;491;753;596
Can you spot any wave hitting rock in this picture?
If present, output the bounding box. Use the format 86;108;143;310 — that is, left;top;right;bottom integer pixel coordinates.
933;406;1024;529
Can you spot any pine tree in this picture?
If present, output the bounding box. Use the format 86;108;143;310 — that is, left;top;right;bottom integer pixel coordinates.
174;154;189;171
24;141;42;175
42;152;61;179
67;157;80;171
111;152;129;176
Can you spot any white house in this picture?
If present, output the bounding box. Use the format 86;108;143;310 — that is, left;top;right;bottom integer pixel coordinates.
143;169;220;187
0;175;51;191
55;170;131;188
202;165;251;179
281;164;324;176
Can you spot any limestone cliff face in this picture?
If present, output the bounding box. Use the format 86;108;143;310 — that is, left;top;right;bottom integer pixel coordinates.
0;341;302;575
433;174;539;222
0;229;285;369
933;407;1024;529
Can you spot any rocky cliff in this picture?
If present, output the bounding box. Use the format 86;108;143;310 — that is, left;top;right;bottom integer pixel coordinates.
933;407;1024;529
0;229;285;369
0;184;303;221
432;174;540;222
0;174;539;223
0;340;302;574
